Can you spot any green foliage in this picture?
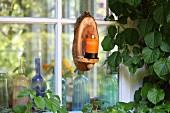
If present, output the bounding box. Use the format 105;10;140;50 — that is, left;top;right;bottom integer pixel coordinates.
144;32;162;49
147;88;165;105
108;51;122;68
14;88;68;113
101;35;115;51
142;47;160;64
100;0;170;112
82;101;134;113
124;28;139;46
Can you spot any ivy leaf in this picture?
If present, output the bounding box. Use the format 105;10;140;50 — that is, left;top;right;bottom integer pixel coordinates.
160;41;170;52
26;101;33;110
155;0;168;5
115;32;125;47
129;64;138;75
17;88;36;99
104;15;115;21
133;47;140;55
153;59;169;77
108;51;122;68
45;98;60;112
82;103;93;112
118;0;126;3
167;56;170;71
101;35;115;51
34;96;45;110
122;49;131;66
108;1;128;16
108;26;117;38
118;16;127;24
166;8;170;22
144;32;162;49
137;18;154;36
134;88;142;103
147;65;154;75
162;23;170;35
153;6;166;25
132;55;141;65
147;88;165;105
126;0;141;7
141;83;153;98
124;28;139;46
13;105;26;113
58;107;68;113
130;11;138;21
116;102;134;112
142;47;160;64
123;54;132;66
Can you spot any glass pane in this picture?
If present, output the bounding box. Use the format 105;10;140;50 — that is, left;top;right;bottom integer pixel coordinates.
0;0;55;17
0;24;55;108
62;0;107;19
62;25;118;111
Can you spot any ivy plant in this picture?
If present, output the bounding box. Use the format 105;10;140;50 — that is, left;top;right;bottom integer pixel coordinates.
99;0;170;112
13;89;68;113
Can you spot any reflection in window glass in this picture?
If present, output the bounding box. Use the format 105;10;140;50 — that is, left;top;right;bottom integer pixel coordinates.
62;0;107;19
0;0;55;17
62;25;118;111
0;24;55;107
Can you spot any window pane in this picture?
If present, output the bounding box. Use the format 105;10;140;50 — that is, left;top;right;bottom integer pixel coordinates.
62;0;107;19
0;24;55;107
62;25;118;111
0;0;55;17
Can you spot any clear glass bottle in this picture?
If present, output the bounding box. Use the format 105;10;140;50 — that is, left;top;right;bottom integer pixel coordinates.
46;66;55;92
31;58;46;97
62;77;66;108
47;66;66;108
100;71;118;109
12;59;30;107
72;70;90;111
0;70;9;111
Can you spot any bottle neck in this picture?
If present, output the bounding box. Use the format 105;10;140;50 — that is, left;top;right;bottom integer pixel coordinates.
35;58;41;75
35;63;40;74
77;70;85;77
18;67;25;75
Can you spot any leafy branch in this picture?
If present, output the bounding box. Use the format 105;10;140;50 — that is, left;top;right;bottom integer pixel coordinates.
13;89;68;113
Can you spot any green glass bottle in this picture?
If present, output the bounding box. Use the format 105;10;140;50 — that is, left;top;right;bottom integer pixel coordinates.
0;70;8;111
12;59;30;108
100;70;118;109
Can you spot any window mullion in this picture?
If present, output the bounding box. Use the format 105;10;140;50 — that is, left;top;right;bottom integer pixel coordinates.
54;0;62;103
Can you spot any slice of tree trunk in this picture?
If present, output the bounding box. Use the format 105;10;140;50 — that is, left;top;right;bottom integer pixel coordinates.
72;11;99;71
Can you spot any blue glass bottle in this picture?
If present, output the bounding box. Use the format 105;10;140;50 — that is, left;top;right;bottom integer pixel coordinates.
100;71;118;109
72;70;90;111
31;58;46;97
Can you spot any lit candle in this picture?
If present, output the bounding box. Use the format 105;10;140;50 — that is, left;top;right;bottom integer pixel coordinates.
84;34;98;59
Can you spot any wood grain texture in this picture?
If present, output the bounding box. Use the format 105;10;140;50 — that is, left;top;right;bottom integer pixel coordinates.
72;11;99;71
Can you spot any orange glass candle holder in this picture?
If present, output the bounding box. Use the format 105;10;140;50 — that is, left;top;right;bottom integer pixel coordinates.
84;35;98;59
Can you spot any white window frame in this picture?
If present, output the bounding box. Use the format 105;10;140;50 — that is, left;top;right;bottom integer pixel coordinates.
0;0;134;112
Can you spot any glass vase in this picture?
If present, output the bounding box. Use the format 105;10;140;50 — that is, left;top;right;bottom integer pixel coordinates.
72;70;90;111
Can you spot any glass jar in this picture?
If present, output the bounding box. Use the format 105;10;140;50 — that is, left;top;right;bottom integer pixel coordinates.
72;70;90;111
100;71;118;109
0;70;9;111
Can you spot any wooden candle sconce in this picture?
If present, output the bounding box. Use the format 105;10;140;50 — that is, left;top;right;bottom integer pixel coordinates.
72;11;99;71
